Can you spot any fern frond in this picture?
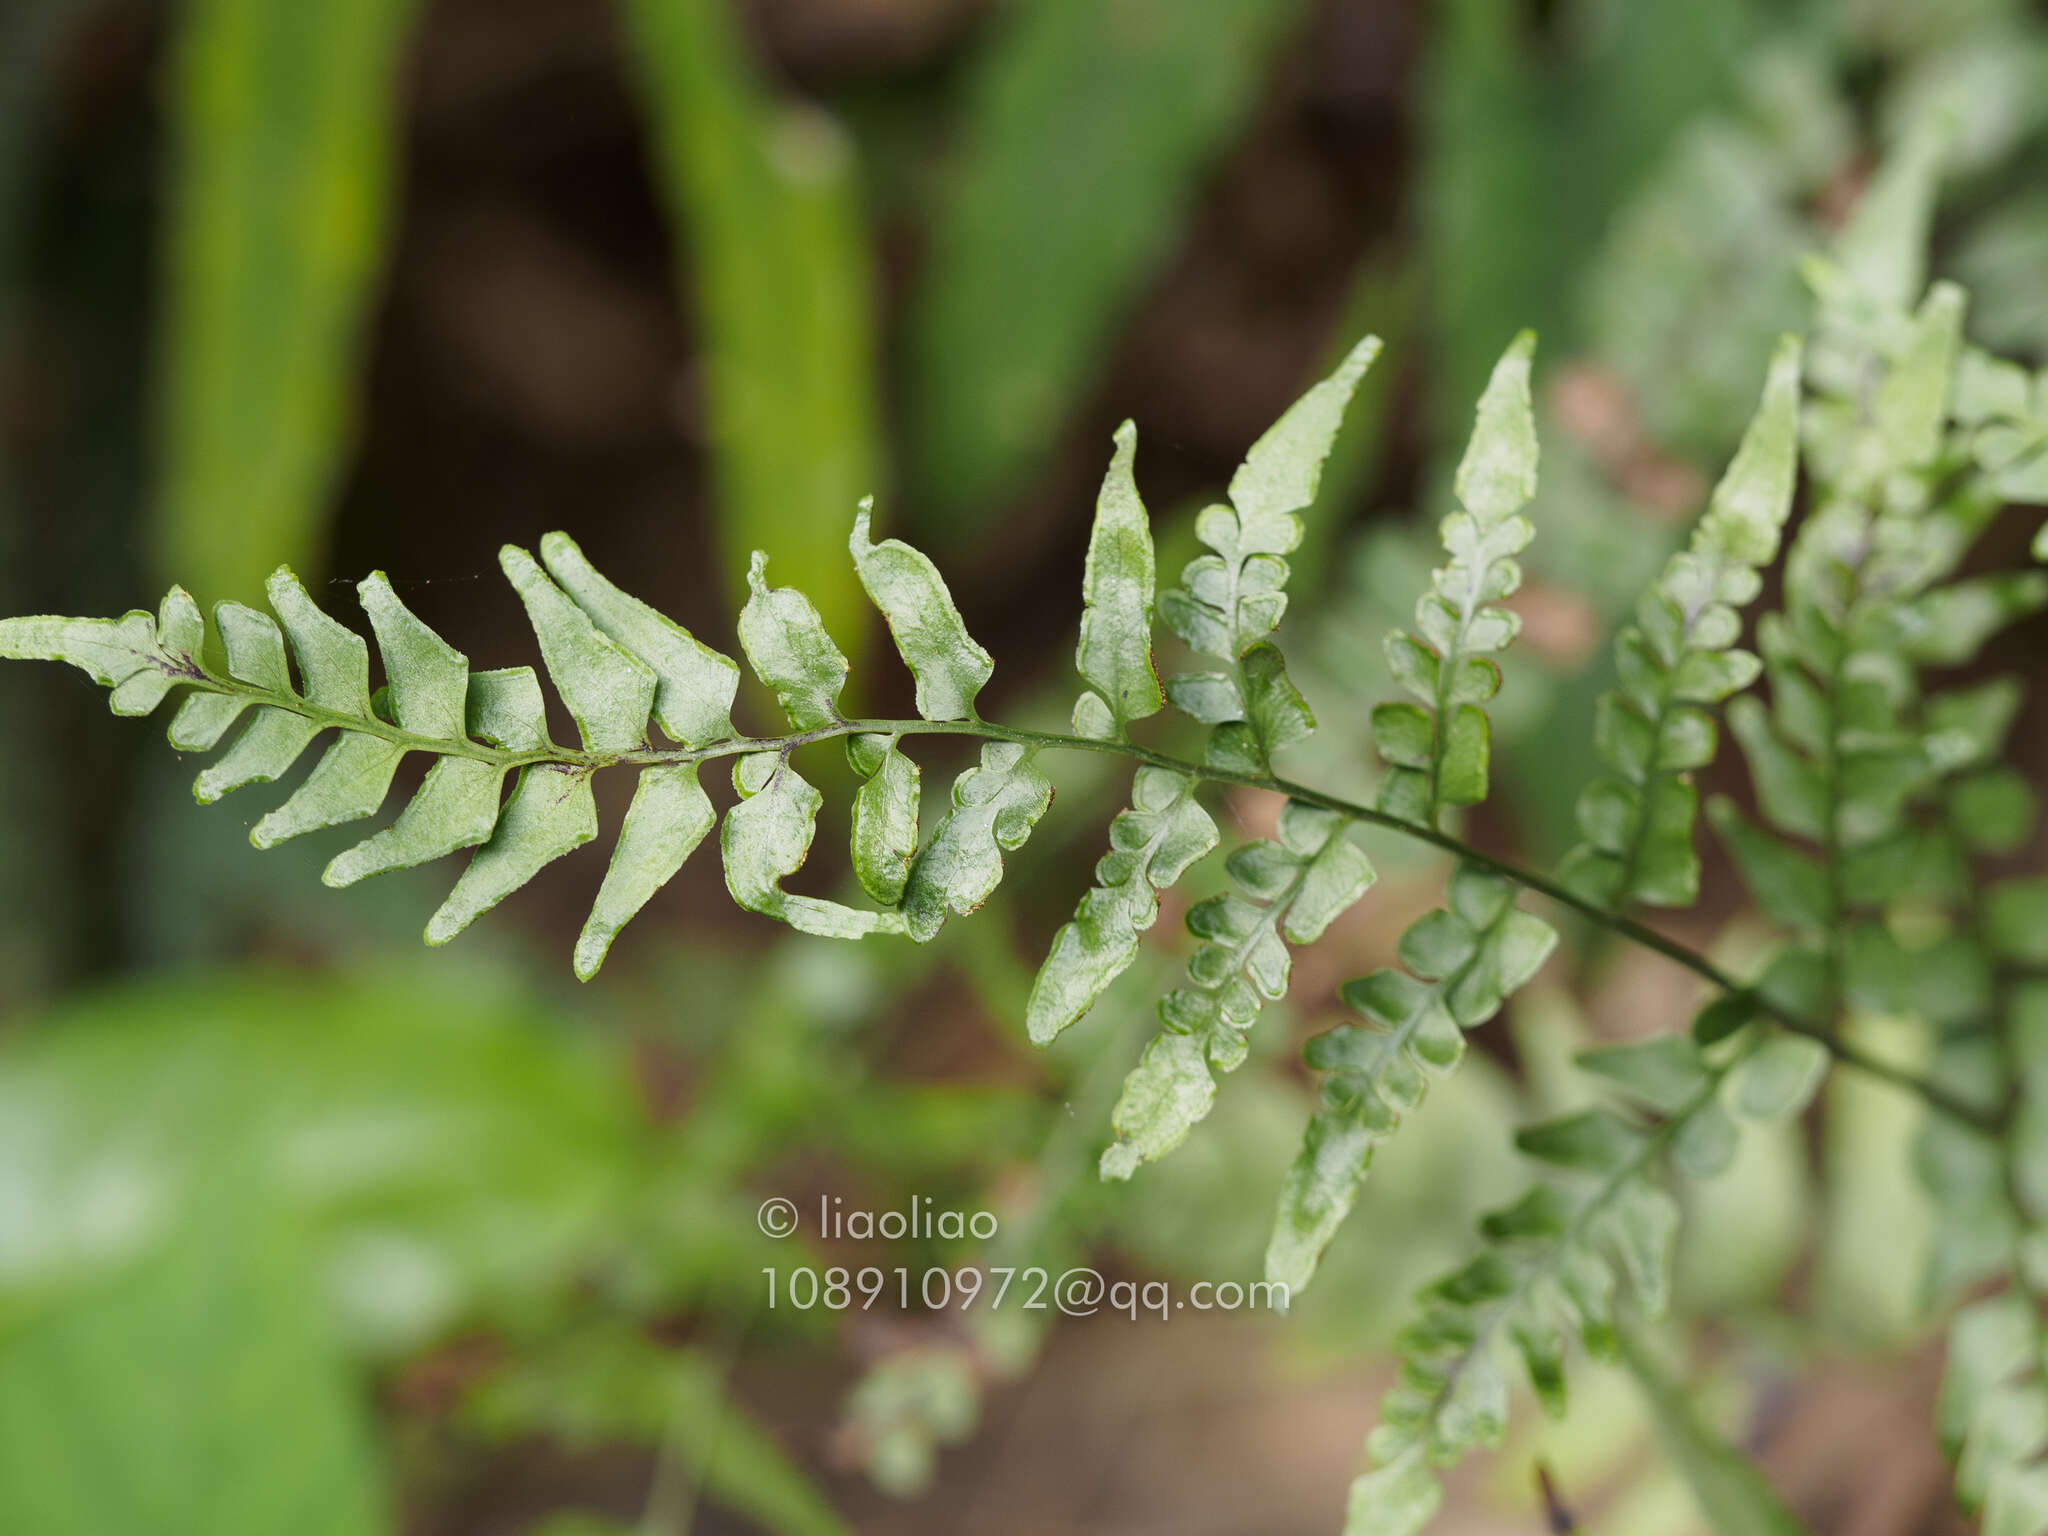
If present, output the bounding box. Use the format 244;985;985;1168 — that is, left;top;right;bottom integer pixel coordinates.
1718;278;2045;1005
1035;343;1381;1153
1268;335;1548;1290
1727;176;2048;1536
0;529;965;974
1098;800;1373;1178
1345;1025;1816;1536
1558;334;1803;910
1266;867;1555;1291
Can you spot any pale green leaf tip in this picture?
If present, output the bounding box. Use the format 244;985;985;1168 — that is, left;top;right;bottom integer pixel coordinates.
1111;418;1137;454
1100;1142;1139;1181
1327;334;1383;397
1924;280;1967;323
572;930;609;983
849;498;876;551
1766;332;1803;380
321;850;371;889
1344;332;1384;369
746;550;771;594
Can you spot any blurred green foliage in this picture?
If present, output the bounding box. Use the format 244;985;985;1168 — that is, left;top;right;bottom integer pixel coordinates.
912;0;1305;532
624;0;880;651
0;1166;387;1536
157;0;418;605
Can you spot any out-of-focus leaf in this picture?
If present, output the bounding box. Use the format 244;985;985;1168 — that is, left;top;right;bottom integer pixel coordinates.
158;0;419;602
1426;0;1758;429
622;0;879;646
1955;188;2048;355
912;0;1308;527
0;1168;387;1536
1617;1322;1814;1536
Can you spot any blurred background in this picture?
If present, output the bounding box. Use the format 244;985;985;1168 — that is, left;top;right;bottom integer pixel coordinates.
0;0;2044;1531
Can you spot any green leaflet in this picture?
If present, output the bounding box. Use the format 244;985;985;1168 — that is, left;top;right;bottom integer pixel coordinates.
1940;1293;2048;1518
1160;336;1379;772
738;550;849;731
574;764;715;982
1072;421;1164;740
540;531;739;747
1025;766;1217;1045
1831;112;1943;316
1268;867;1556;1293
500;545;657;755
850;500;993;722
1099;801;1372;1179
723;754;906;940
899;743;1053;944
848;732;921;907
426;666;588;945
1707;798;1830;929
1954;350;2048;508
1559;335;1802;910
1732;1033;1829;1120
0;589;203;718
1342;1449;1442;1536
1374;332;1538;828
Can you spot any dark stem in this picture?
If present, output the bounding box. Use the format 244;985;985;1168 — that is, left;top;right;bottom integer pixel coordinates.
179;677;2000;1134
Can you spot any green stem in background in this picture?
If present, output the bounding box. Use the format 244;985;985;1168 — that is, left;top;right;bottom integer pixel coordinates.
169;667;1997;1134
